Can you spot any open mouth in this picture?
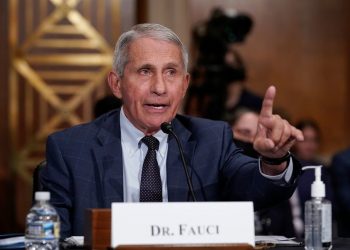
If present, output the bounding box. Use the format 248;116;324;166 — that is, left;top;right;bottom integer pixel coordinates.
145;103;168;110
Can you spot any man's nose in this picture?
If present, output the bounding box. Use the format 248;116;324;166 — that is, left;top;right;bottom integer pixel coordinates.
151;72;166;95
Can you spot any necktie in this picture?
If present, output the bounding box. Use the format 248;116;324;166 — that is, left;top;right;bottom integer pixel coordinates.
140;136;162;202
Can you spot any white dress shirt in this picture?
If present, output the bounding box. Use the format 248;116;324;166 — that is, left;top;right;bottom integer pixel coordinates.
120;108;169;202
119;107;293;202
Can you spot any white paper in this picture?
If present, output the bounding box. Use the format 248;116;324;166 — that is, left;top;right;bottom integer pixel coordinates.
0;236;24;246
64;236;84;246
255;235;302;246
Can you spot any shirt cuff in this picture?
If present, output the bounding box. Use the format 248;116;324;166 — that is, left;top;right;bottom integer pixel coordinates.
259;158;293;185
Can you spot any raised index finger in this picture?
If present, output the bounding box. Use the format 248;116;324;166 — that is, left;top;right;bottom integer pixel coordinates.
260;85;276;118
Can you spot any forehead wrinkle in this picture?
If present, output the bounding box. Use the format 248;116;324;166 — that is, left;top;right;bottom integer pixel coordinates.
128;38;183;65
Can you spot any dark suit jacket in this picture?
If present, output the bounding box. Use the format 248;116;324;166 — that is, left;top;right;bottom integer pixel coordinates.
330;148;350;237
41;109;301;238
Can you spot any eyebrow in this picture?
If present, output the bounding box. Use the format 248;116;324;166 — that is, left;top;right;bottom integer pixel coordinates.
137;63;154;69
137;62;182;70
165;62;181;69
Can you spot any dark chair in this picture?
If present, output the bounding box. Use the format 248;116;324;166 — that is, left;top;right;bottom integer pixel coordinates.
32;160;46;202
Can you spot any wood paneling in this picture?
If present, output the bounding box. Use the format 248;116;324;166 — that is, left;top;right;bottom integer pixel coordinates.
0;0;17;233
0;0;135;233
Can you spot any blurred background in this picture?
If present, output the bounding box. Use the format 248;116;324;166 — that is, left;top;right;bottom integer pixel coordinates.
0;0;349;233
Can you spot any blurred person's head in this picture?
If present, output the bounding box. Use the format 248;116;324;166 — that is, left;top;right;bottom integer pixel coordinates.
188;8;253;120
94;95;122;118
292;119;321;162
230;108;259;143
192;8;253;66
230;108;259;158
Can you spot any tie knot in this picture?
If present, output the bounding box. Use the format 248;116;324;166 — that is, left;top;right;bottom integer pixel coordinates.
141;136;159;150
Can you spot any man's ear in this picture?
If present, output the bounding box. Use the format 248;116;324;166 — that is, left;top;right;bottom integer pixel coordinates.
108;71;122;98
182;73;190;98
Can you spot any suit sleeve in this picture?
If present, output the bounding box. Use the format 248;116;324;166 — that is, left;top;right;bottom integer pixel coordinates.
331;153;350;210
40;135;72;239
220;123;301;210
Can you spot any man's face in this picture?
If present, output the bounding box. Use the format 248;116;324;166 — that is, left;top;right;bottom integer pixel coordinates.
108;37;190;135
232;112;259;143
294;126;320;161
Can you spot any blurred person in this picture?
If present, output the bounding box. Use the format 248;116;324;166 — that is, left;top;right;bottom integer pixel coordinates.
94;95;122;118
292;120;333;210
292;120;323;165
229;108;259;158
224;49;262;115
330;147;350;237
185;8;262;120
41;23;304;238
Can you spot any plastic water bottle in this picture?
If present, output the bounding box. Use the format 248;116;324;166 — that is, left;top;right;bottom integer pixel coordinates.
25;192;60;250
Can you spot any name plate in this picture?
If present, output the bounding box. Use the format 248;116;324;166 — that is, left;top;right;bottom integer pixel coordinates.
111;202;254;247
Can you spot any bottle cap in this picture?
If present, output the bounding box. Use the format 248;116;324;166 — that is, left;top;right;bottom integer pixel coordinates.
35;191;50;201
302;165;325;198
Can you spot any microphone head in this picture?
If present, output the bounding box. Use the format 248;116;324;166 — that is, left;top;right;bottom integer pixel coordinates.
161;122;173;134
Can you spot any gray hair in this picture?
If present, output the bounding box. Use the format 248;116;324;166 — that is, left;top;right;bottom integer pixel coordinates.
112;23;189;77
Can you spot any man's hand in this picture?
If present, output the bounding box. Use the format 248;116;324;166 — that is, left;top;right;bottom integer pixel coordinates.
253;86;304;174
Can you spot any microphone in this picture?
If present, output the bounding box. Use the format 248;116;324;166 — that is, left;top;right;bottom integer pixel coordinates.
161;122;197;201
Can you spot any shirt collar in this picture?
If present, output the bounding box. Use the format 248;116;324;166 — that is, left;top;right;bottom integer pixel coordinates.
120;107;168;158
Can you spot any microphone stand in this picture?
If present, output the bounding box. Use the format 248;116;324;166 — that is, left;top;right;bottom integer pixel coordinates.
161;123;197;202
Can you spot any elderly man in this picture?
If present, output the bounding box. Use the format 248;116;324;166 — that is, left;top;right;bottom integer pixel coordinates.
41;23;304;238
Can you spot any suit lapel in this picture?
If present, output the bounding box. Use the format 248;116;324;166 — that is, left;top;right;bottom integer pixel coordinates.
91;111;198;204
92;110;124;207
167;117;197;201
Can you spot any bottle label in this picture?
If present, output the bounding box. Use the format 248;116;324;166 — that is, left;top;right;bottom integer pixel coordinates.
26;221;60;240
321;203;332;243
